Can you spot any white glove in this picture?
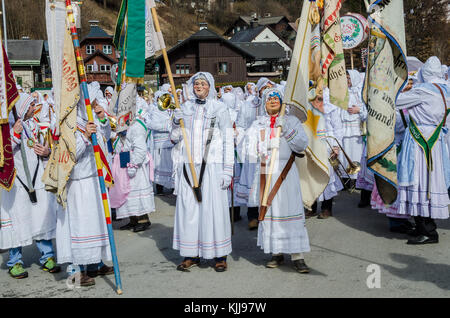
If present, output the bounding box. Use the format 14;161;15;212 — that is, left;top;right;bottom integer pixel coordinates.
127;167;137;178
221;174;232;190
269;137;280;150
173;108;183;125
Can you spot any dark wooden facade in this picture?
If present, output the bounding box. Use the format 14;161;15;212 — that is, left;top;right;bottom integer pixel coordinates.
157;29;252;86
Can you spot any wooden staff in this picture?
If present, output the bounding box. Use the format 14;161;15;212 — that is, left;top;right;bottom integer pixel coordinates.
150;6;201;199
65;0;123;295
259;103;287;220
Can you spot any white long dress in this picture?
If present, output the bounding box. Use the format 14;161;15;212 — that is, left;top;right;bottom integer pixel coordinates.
395;82;450;219
147;103;175;189
55;116;112;265
0;120;57;249
170;98;234;259
112;119;155;219
234;94;262;205
242;115;310;254
340;71;367;179
319;91;344;201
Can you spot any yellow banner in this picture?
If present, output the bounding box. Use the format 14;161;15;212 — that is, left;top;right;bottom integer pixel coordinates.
42;26;79;207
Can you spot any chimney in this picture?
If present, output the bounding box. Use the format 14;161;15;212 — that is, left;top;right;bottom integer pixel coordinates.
199;22;208;30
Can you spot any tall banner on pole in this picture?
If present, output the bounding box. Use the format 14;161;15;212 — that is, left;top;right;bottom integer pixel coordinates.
0;44;19;191
284;0;330;209
362;0;408;205
321;0;349;110
42;24;79;207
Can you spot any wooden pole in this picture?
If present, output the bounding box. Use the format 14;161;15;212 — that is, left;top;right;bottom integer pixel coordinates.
259;102;287;216
66;0;123;295
150;6;199;190
350;49;354;70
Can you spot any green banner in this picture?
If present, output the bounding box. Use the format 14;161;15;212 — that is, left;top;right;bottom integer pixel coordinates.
125;0;146;79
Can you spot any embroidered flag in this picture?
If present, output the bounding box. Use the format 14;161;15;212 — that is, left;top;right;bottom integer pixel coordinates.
0;44;19;191
42;25;79;207
321;0;349;110
362;0;408;205
283;0;330;209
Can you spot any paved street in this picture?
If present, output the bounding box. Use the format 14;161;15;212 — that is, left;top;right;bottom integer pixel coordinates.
1;190;449;298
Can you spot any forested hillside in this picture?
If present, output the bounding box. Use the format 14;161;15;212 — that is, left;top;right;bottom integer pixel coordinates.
2;0;448;63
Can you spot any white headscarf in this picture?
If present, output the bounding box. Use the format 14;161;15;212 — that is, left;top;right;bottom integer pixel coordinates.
347;69;362;89
105;86;114;97
244;82;257;97
261;88;283;116
221;92;237;110
232;87;245;101
160;83;171;93
15;93;36;120
256;77;275;95
416;56;446;84
187;72;217;100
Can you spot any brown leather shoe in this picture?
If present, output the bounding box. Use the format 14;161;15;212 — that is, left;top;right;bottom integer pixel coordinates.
72;272;95;287
305;210;317;219
248;219;259;230
214;260;227;272
176;258;200;271
317;209;332;219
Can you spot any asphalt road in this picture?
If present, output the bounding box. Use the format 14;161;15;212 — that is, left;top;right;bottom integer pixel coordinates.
1;190;449;298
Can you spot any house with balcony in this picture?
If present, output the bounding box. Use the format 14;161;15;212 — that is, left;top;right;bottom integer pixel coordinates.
80;21;119;89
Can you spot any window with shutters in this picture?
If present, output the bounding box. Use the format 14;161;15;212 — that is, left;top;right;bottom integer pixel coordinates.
103;45;112;55
86;45;95;55
218;62;228;75
100;64;111;72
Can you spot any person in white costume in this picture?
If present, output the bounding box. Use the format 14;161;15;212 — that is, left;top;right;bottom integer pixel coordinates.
55;90;114;287
170;72;234;272
221;91;243;222
110;88;155;232
307;87;344;219
148;90;175;194
0;93;60;279
241;88;310;273
340;70;367;187
235;78;275;230
395;56;450;245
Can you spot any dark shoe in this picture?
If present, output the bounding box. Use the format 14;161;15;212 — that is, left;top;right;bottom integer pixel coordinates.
266;255;284;268
293;259;310;274
87;265;114;278
407;235;439;245
317;209;332;219
177;257;200;272
214;260;227;272
9;263;28;279
42;257;61;273
72;272;95;287
248;219;259;230
120;216;138;230
305;209;317;219
133;222;151;232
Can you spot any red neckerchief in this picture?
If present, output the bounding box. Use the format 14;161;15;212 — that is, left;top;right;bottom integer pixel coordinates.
270;114;278;139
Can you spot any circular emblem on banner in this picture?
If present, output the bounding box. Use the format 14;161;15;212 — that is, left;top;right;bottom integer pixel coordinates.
340;14;369;50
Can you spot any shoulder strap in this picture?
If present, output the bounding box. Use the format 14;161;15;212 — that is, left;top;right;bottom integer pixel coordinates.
258;152;296;221
432;83;448;125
